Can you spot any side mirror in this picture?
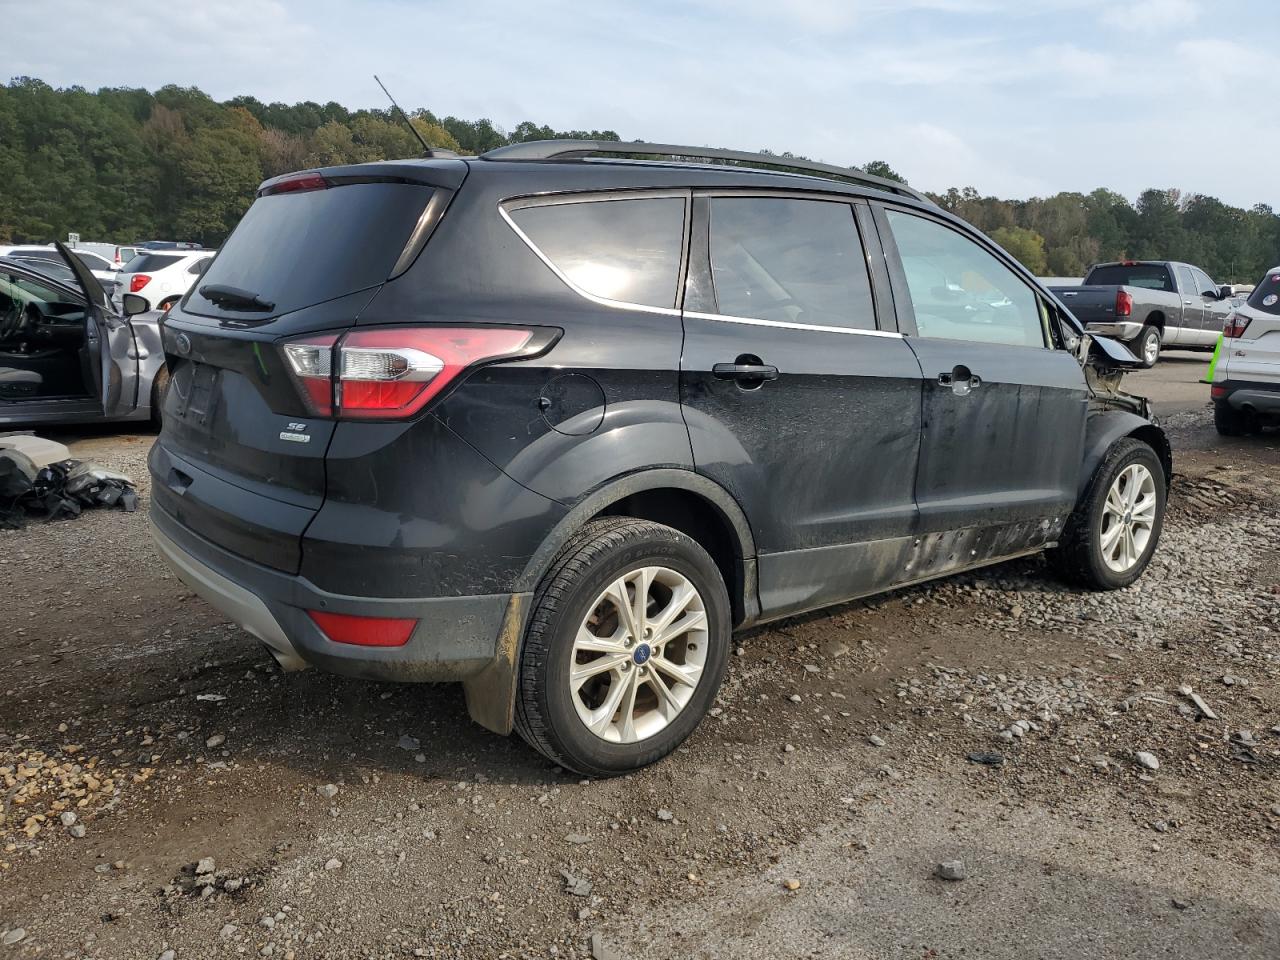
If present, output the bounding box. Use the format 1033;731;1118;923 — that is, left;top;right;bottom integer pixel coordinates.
121;293;150;316
1218;285;1233;300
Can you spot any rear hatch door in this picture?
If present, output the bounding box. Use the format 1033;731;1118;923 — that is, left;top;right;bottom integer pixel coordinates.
152;162;466;572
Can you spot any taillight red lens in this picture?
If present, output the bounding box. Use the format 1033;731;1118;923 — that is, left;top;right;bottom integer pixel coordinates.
280;327;535;421
307;610;417;647
263;172;329;196
1115;290;1133;317
1210;384;1227;399
336;327;534;419
1223;313;1251;338
282;334;338;416
130;274;151;292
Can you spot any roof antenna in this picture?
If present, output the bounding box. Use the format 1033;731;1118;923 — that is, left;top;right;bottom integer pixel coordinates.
374;74;436;156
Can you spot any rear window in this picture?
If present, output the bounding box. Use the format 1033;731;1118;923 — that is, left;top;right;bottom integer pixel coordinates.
1247;271;1280;315
508;197;685;309
1084;264;1173;291
185;182;432;319
121;254;183;273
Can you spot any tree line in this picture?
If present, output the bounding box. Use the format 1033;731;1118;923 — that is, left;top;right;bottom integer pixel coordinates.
2;78;1277;283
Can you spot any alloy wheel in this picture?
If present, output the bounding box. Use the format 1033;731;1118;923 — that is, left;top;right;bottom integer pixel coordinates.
1099;463;1158;573
570;566;709;743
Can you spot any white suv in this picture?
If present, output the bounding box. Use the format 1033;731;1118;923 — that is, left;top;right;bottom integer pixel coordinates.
1212;266;1280;434
117;250;215;312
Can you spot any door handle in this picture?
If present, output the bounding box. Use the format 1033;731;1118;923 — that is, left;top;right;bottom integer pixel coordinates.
938;366;981;396
713;358;779;385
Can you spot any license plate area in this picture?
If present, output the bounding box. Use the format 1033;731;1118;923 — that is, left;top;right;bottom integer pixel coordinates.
172;361;219;425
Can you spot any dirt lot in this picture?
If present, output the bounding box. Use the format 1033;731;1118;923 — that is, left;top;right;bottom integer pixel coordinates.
3;360;1279;959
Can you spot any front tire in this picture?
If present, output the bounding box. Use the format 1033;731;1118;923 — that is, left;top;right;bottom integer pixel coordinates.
1049;438;1166;590
1137;325;1161;368
150;365;170;429
514;517;731;778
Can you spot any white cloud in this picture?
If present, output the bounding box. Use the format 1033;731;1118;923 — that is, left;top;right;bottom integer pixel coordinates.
1100;0;1199;31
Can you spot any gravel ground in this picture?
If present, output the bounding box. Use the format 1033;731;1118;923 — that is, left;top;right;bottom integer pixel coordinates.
1;400;1278;959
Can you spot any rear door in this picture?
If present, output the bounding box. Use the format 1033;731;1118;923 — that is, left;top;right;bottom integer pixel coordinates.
1173;265;1203;344
680;193;923;619
874;205;1087;552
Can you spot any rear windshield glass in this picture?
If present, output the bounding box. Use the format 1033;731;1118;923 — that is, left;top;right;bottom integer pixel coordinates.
1247;270;1280;315
185;182;432;319
1084;264;1172;291
120;254;183;273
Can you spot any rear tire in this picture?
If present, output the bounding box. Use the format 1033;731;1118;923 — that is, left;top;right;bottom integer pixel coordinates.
514;517;731;778
1214;399;1256;436
150;365;170;429
1049;437;1165;590
1136;325;1161;368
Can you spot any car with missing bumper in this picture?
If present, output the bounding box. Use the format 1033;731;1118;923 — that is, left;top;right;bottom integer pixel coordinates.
1212;266;1280;434
148;140;1171;777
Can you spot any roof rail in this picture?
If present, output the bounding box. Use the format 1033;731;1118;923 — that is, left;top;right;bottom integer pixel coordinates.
479;139;929;203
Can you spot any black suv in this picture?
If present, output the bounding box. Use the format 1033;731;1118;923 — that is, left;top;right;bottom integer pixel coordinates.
145;140;1171;777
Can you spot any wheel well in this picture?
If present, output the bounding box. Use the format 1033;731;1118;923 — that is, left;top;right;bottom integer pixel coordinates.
1128;424;1172;483
1145;312;1165;333
595;488;746;625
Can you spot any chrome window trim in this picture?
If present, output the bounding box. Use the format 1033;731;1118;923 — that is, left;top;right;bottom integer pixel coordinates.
498;194;686;317
683;310;903;338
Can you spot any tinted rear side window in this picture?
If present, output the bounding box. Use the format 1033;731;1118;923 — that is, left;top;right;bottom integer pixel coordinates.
508;197;685;309
121;254;183;273
1085;264;1173;291
708;197;876;331
185;182;433;319
1248;270;1280;315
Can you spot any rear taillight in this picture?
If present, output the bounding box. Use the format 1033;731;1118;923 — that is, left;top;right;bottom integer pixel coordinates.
282;335;339;416
282;327;536;420
307;611;417;647
1211;384;1227;399
1223;313;1251;338
1115;290;1133;317
130;274;151;292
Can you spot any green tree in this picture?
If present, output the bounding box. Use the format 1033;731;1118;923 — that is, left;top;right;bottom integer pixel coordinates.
863;160;906;183
990;225;1049;274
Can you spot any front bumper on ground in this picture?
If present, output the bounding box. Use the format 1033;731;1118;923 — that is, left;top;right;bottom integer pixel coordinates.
1086;321;1144;341
150;502;523;683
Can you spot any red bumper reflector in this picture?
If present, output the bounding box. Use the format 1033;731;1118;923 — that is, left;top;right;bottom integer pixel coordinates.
307;611;417;647
1210;384;1227;399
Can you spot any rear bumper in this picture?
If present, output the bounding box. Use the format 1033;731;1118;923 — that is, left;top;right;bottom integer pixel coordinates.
150;502;525;682
1085;321;1144;341
1217;381;1280;415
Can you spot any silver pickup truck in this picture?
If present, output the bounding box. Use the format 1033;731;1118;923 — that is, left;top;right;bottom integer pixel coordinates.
1050;261;1234;366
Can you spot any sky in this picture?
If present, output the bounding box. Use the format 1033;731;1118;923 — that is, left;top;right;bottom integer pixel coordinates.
10;0;1278;208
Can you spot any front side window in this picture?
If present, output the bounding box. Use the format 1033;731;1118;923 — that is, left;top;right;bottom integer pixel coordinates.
509;197;685;309
886;209;1045;348
707;197;876;331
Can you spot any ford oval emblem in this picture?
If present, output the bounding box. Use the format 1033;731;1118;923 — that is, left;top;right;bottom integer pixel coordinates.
175;333;192;356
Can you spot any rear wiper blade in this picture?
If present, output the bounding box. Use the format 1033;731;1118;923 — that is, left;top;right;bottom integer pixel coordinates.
199;284;276;312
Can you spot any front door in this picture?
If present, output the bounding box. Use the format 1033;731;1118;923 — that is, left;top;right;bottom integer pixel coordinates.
1192;266;1231;343
680;194;924;619
873;205;1088;560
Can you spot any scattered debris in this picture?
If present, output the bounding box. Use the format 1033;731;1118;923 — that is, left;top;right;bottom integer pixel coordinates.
316;783;340;799
590;932;618;960
0;451;138;528
1135;752;1160;771
396;735;420;751
656;809;674;822
323;858;343;871
2;929;27;946
966;752;1005;767
561;870;593;897
936;860;967;881
781;878;801;891
867;735;886;748
0;432;70;466
1178;686;1219;721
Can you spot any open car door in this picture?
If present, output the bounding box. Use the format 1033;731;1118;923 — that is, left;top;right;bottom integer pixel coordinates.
55;241;138;417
